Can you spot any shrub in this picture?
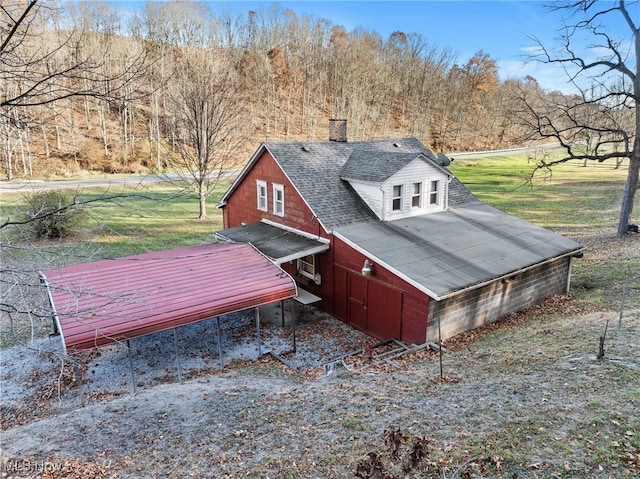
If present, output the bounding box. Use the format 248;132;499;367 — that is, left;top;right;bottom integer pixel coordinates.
24;190;82;239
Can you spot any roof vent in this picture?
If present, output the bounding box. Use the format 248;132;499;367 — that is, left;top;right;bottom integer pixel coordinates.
437;152;452;166
329;119;347;142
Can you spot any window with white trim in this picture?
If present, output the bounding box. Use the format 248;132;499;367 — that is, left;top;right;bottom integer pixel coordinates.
411;182;422;208
392;184;403;211
256;180;267;212
298;254;315;279
273;183;284;216
429;179;440;205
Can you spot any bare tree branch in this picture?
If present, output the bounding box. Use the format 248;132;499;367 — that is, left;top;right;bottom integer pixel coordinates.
521;0;639;236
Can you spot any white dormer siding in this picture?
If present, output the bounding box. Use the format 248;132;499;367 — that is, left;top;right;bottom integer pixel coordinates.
348;180;385;220
383;158;448;220
345;157;449;221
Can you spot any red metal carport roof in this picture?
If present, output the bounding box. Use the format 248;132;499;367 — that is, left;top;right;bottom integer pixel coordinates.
40;242;297;353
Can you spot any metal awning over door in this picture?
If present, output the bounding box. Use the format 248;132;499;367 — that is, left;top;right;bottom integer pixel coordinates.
215;220;329;265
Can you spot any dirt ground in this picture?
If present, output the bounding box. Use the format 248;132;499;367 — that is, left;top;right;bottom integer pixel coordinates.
1;295;639;479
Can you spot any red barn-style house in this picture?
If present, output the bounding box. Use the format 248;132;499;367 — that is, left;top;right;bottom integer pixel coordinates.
217;121;584;345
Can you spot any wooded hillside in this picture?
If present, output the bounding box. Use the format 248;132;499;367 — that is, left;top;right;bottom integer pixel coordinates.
2;1;555;179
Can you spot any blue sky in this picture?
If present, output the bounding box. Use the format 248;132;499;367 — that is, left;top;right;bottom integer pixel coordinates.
113;0;634;94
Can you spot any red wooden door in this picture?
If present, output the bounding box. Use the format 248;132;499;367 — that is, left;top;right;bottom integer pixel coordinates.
348;273;367;331
367;282;402;340
333;267;347;321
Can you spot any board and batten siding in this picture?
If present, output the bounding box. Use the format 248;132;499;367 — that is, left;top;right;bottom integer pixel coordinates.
427;257;574;341
383;159;449;221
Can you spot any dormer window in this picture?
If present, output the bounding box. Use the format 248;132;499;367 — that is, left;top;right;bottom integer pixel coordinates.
340;152;449;221
429;180;440;206
392;185;403;211
411;182;422;208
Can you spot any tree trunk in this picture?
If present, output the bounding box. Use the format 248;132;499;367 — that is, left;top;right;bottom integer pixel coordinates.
41;125;50;160
617;154;639;236
198;190;208;220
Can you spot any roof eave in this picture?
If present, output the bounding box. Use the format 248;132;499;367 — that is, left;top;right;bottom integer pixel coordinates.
435;247;586;300
218;143;268;208
334;230;585;302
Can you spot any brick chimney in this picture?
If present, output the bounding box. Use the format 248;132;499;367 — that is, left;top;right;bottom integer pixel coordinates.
329;119;347;142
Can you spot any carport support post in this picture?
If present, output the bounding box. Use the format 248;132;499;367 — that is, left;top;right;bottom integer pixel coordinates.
72;355;85;407
256;307;262;357
127;340;136;394
291;298;297;353
216;316;224;369
173;328;182;382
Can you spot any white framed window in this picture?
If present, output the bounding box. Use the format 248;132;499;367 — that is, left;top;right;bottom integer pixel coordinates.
273;183;284;216
256;180;267;212
392;184;403;211
411;182;422;208
298;254;315;279
429;179;440;205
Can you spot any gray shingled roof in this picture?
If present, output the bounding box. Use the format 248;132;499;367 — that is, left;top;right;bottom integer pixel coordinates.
341;151;429;182
263;137;473;231
335;203;584;299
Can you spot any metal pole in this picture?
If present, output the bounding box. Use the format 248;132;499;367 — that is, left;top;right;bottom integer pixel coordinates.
281;300;285;327
216;317;224;369
72;355;85;407
438;317;443;380
127;340;136;394
173;328;182;382
292;298;297;353
618;278;628;331
39;273;59;336
256;307;262;357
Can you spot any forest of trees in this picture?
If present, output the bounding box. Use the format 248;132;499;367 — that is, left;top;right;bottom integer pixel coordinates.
0;1;631;180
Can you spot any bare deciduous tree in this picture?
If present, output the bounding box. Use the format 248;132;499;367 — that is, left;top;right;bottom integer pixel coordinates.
1;0;148;111
521;0;639;237
166;48;244;219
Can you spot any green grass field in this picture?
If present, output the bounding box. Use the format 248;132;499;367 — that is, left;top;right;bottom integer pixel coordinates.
449;152;629;230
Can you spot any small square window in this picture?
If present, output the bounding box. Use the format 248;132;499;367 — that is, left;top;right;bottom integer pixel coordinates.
298;254;315;279
273;183;284;216
392;184;403;211
256;180;267;212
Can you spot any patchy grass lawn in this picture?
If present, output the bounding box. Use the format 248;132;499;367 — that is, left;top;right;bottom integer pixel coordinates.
1;155;638;478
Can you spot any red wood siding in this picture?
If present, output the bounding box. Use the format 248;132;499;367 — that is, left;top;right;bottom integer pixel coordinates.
222;151;430;345
367;281;402;340
331;236;429;345
224;150;324;238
